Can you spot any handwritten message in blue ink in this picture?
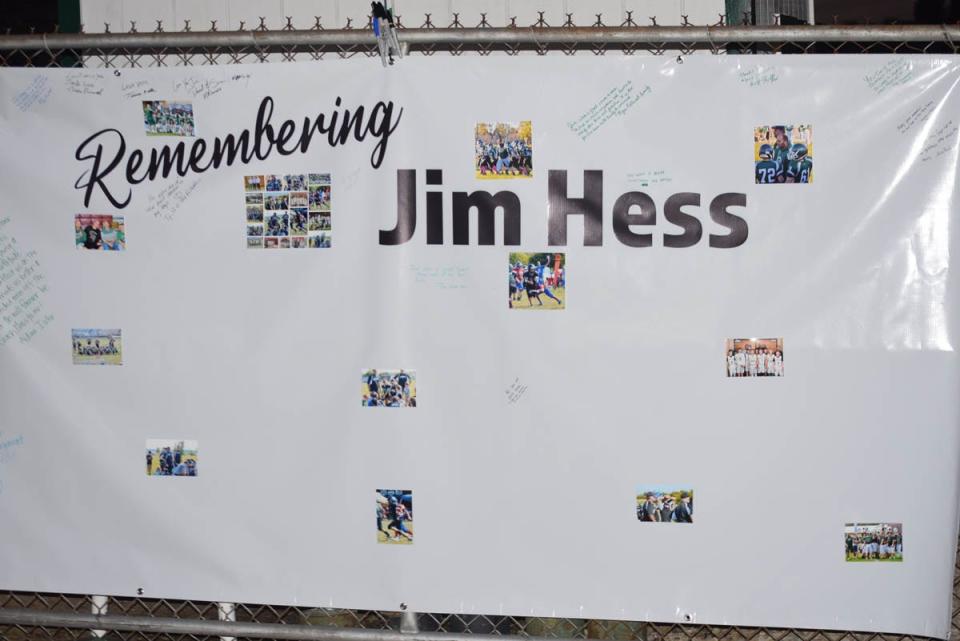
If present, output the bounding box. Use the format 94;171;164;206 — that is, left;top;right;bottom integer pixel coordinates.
864;60;913;95
0;435;24;464
567;81;651;141
13;77;52;112
409;264;469;289
0;434;24;496
0;217;54;347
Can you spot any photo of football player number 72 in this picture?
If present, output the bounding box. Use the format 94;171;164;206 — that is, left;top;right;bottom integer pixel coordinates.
754;125;813;184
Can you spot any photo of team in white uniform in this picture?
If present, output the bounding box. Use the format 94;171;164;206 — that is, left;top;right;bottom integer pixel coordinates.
725;338;784;378
845;523;902;562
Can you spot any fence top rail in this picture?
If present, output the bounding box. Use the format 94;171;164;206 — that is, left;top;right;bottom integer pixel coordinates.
0;24;959;51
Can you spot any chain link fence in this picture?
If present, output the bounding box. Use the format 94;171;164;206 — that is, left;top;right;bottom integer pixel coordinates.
0;13;958;641
0;14;958;66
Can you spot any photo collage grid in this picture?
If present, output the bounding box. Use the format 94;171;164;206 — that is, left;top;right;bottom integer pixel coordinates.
245;174;332;249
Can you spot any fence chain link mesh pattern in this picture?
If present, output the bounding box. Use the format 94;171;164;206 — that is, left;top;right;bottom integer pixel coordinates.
0;12;957;641
0;12;958;65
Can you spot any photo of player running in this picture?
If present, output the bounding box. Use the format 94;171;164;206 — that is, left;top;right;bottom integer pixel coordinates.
725;338;784;378
143;101;195;137
362;369;416;407
636;487;694;523
754;125;813;183
376;489;413;544
475;121;533;178
309;184;331;211
845;523;902;562
146;439;198;477
72;329;122;365
508;252;565;310
75;215;125;251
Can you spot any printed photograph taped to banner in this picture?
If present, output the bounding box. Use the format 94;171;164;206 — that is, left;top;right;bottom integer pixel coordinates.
845;523;902;562
146;439;198;477
509;252;565;310
636;487;694;523
475;121;533;179
725;338;784;377
245;174;331;249
243;175;265;191
377;489;413;544
71;328;122;365
75;214;125;251
362;369;416;408
142;100;195;137
754;125;813;184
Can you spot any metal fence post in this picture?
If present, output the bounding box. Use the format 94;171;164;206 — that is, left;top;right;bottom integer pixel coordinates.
218;601;237;641
401;610;419;634
90;595;108;638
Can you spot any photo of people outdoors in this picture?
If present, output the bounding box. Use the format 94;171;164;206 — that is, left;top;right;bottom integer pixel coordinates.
244;175;265;191
71;329;122;365
143;100;195;136
845;523;902;562
362;369;416;407
725;338;784;377
75;215;125;251
636;487;694;523
508;252;565;310
146;440;198;477
376;489;413;544
475;121;533;178
245;173;331;249
754;125;813;184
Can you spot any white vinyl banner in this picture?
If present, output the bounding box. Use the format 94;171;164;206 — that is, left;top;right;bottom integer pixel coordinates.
0;55;958;637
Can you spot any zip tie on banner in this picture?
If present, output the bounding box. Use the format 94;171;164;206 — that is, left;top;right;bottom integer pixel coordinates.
944;24;957;54
41;33;55;62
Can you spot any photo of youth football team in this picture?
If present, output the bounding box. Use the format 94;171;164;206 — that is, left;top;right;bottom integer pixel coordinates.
143;100;195;137
726;338;784;377
754;125;813;184
72;329;122;366
145;439;198;477
636;488;694;523
362;369;417;407
845;523;903;562
244;174;331;249
508;253;565;310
